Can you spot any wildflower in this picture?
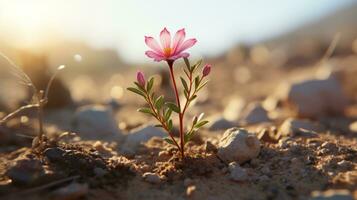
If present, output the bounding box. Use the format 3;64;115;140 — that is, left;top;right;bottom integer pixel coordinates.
145;28;197;62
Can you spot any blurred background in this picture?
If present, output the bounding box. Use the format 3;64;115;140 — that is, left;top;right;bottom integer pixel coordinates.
0;0;356;118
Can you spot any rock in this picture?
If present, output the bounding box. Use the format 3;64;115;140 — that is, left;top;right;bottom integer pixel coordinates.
121;125;166;155
282;77;348;118
142;172;161;184
72;105;123;141
310;189;353;200
208;116;235;131
228;162;248;182
44;147;66;162
279;118;324;137
94;167;108;177
223;98;245;121
217;128;260;164
240;103;270;125
6;156;45;185
53;182;89;199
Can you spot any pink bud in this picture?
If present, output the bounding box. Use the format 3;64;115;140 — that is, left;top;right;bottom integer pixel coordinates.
136;71;146;87
202;64;211;77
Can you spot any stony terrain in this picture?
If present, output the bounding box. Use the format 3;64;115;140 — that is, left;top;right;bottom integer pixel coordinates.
0;41;357;200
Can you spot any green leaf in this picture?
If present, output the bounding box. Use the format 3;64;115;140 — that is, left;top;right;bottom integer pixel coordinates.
154;95;164;109
137;108;154;116
197;80;208;92
183;57;190;71
180;77;189;92
154;124;163;128
134;82;146;91
146;77;154;92
127;87;146;98
166;102;180;113
164;137;175;145
164;108;172;121
194;76;200;90
184;69;190;78
190;95;197;101
191;59;202;72
192;116;198;125
184;130;196;143
167;119;173;131
194;120;209;129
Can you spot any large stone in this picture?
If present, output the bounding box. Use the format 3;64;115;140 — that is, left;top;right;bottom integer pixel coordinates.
282;77;348;118
217;128;260;164
228;162;248;182
72;105;123;141
279;118;324;137
240;102;270;125
121;125;166;154
208;116;236;131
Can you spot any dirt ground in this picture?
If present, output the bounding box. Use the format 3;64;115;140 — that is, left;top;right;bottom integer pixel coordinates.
0;44;357;200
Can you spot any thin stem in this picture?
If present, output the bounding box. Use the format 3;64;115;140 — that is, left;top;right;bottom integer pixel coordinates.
167;60;185;158
146;93;181;151
0;104;39;124
37;91;45;142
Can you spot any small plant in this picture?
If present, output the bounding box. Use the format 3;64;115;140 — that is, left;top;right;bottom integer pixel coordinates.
128;28;211;158
0;52;65;147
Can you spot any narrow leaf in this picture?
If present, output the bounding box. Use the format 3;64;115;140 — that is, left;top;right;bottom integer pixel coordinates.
164;137;175;145
194;120;209;128
194;76;200;90
127;87;146;98
197;81;208;92
155;124;163;128
183;57;190;71
180;77;189;92
166;102;180;113
190;95;197;101
137;107;153;114
147;77;154;92
167;119;173;131
155;95;164;109
164;108;172;121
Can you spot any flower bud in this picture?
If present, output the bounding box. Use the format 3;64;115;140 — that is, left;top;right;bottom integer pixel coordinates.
136;71;146;87
202;64;211;77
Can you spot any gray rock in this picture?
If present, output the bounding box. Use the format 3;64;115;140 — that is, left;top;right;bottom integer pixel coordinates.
310;189;353;200
208;116;235;131
72;105;123;141
283;77;348;118
142;172;161;184
121;125;166;154
279;118;324;137
217;128;260;164
228;162;248;182
240;103;270;125
6;157;45;185
44;147;65;162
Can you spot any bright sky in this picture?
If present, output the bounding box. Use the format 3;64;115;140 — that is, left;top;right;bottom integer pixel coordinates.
0;0;355;62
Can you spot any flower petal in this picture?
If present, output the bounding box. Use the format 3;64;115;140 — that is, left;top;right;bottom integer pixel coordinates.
145;50;165;62
175;38;197;54
172;28;185;53
145;36;163;55
169;52;190;60
160;27;171;49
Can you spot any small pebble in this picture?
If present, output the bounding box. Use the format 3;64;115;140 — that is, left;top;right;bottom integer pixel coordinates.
142;172;161;184
186;185;196;197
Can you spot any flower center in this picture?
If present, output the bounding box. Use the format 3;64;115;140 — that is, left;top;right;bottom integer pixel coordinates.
163;47;172;57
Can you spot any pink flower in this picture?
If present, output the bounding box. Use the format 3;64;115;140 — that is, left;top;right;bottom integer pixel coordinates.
145;28;197;62
136;71;146;87
202;64;211;77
